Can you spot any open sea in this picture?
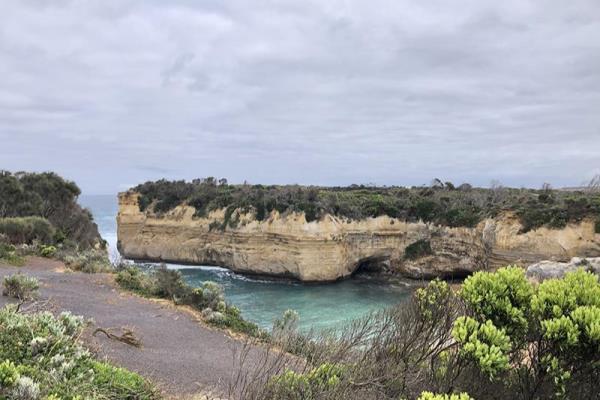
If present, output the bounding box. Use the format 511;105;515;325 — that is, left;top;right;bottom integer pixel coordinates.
80;195;414;331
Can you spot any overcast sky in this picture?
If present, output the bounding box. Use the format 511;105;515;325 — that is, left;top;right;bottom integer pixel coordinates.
1;0;599;194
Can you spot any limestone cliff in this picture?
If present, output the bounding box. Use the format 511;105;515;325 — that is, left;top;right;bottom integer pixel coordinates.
117;192;600;282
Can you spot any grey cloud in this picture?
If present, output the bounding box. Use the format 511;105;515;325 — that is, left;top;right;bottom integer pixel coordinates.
0;0;599;194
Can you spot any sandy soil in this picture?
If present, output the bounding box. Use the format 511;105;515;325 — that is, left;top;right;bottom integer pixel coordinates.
0;258;270;399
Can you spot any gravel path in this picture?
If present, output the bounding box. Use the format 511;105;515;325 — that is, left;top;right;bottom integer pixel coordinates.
0;258;270;399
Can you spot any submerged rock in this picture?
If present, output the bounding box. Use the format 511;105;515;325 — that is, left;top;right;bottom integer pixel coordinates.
526;257;600;281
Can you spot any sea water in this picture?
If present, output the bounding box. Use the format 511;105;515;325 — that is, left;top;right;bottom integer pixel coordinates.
80;195;414;331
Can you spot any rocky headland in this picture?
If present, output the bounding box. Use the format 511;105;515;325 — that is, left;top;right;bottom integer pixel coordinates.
117;191;600;282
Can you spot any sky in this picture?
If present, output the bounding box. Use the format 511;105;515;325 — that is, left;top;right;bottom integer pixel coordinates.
1;0;599;194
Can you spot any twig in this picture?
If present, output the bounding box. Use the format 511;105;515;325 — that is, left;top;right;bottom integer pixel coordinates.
93;327;142;348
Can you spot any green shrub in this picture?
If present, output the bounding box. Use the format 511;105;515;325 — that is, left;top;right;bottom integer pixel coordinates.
404;239;433;260
452;317;511;378
0;359;20;387
266;363;345;399
115;266;152;293
39;244;57;258
153;266;190;301
0;242;25;266
0;217;54;245
58;249;113;273
0;305;157;399
2;273;39;300
595;218;600;234
460;266;533;337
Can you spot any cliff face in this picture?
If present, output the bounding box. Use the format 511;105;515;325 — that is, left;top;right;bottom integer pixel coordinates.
117;192;600;282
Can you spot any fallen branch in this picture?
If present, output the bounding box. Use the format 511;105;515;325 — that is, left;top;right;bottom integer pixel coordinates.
93;327;142;348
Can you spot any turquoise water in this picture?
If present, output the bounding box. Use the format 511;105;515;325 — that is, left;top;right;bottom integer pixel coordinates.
80;195;414;331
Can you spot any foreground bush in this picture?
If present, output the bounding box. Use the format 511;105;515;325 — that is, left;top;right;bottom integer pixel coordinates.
0;305;158;399
0;242;25;266
57;249;113;273
116;265;264;338
2;274;39;301
234;268;600;400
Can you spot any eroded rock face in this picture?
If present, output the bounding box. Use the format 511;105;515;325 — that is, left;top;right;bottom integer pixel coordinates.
526;258;600;282
117;192;600;281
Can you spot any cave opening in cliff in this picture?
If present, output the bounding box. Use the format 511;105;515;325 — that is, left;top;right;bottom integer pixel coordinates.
353;255;391;276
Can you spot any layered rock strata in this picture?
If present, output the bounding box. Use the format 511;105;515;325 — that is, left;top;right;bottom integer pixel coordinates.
117;192;600;282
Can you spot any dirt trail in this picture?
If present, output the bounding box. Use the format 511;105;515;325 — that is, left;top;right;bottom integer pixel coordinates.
0;258;268;399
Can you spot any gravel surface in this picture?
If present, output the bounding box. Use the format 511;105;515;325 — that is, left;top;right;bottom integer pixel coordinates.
0;258;270;399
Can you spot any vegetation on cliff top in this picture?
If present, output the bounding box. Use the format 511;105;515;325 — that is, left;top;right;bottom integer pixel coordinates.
0;171;103;249
131;178;600;231
236;267;600;399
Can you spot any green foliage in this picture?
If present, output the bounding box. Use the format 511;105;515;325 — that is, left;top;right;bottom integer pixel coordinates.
0;242;25;267
266;363;345;400
0;171;103;249
91;360;155;399
39;245;57;258
0;305;157;399
415;279;452;320
460;266;533;337
58;249;113;273
452;317;511;378
131;177;600;230
404;239;433;260
115;266;151;292
595;218;600;234
453;268;600;398
2;273;39;300
0;360;20;387
418;392;473;400
0;217;54;245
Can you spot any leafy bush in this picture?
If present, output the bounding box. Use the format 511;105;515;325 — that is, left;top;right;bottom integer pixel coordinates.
460;266;533;337
404;239;433;260
39;245;56;258
0;217;54;245
265;363;345;400
2;273;39;300
115;266;152;292
58;249;113;273
0;305;157;399
0;242;25;266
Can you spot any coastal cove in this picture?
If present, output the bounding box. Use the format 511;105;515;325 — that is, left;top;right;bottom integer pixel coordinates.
81;194;413;331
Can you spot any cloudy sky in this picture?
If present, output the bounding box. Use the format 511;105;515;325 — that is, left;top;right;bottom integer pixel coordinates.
1;0;599;194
